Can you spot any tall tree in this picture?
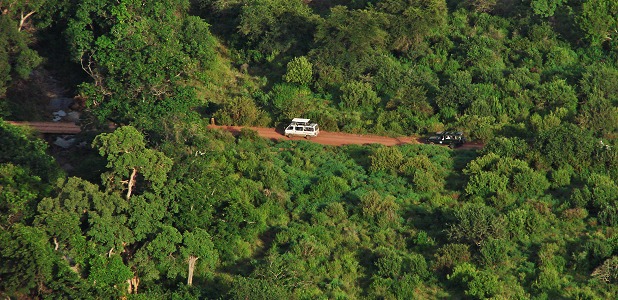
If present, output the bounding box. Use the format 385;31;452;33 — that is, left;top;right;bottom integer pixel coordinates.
0;14;42;105
238;0;316;58
577;64;618;135
36;177;132;257
0;121;62;225
530;0;566;17
535;123;597;170
181;228;218;286
577;0;618;46
310;6;388;80
65;0;216;131
0;224;55;295
92;126;172;200
376;0;448;54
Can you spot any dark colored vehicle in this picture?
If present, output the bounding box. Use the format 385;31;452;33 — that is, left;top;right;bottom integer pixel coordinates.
426;131;466;148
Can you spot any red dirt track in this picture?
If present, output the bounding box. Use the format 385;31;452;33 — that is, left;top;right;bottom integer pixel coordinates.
7;121;483;149
207;125;484;149
207;125;419;146
7;121;81;134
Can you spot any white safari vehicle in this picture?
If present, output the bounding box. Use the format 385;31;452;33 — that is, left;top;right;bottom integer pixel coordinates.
285;118;319;138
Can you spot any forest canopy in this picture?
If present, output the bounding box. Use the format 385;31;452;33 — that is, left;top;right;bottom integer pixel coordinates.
1;0;617;299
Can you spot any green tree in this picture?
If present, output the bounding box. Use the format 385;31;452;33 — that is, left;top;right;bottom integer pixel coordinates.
0;14;42;109
283;56;313;86
455;114;497;142
531;0;566;17
181;229;218;286
35;176;180;295
66;0;216;131
0;164;40;226
579;64;618;102
228;277;291;300
214;96;270;126
0;224;55;295
577;65;618;135
376;0;447;53
480;137;531;161
399;155;445;192
0;121;62;225
464;153;549;207
0;0;46;32
267;83;318;122
435;71;475;119
576;173;618;212
535;124;596;170
35;177;132;265
238;0;315;58
434;243;471;273
448;203;504;246
533;242;568;295
448;263;501;299
577;0;618;46
360;190;400;226
533;79;578;117
92;126;173;200
310;6;388;79
479;238;512;267
369;146;404;174
339;81;380;111
130;224;182;287
463;0;498;13
88;254;133;295
577;93;618;136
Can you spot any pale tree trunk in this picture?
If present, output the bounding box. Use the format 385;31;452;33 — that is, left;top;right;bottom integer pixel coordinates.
127;276;140;294
19;11;36;32
187;256;199;286
126;168;138;200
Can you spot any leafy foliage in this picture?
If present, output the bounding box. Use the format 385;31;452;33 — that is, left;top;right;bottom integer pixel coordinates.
2;0;618;299
0;13;42;102
65;0;216;132
283;56;313;86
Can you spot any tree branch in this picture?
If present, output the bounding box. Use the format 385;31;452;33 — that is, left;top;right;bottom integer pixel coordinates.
126;167;138;200
18;11;36;32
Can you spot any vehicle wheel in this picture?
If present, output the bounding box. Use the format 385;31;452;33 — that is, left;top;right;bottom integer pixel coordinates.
449;143;455;149
304;135;308;139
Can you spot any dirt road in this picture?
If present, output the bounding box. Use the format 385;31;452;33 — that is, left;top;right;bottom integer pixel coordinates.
207;125;484;149
207;125;417;146
7;121;81;134
7;121;483;149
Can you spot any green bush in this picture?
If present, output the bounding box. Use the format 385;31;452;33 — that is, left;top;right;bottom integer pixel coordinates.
369;146;404;174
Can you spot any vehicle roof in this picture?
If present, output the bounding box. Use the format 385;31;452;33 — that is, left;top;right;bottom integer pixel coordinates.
291;118;311;123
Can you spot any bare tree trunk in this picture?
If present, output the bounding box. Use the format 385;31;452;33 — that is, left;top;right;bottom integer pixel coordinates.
127;276;140;294
126;168;137;200
187;256;199;286
19;11;36;32
132;277;139;294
